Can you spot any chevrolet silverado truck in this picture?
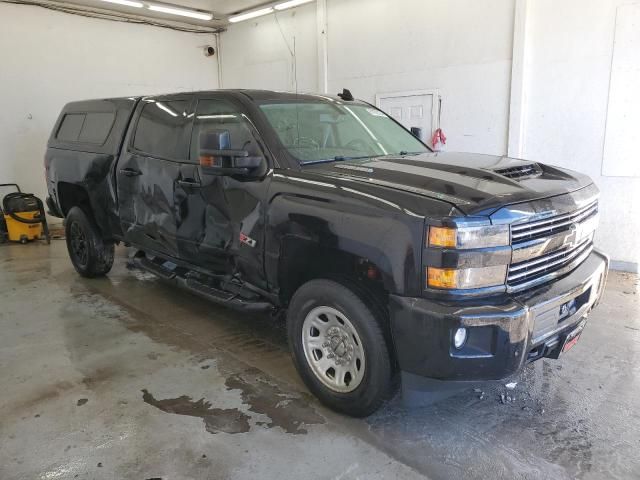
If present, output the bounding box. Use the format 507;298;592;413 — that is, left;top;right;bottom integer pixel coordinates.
45;89;609;417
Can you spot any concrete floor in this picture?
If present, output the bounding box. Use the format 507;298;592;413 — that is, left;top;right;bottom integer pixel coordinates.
0;241;638;480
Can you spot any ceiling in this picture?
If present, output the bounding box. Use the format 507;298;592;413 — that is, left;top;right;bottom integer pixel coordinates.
54;0;272;29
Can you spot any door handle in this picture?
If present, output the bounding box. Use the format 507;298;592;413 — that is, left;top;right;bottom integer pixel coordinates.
177;180;202;188
120;168;142;177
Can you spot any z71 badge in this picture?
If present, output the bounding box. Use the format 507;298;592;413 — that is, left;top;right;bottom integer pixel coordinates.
239;232;256;248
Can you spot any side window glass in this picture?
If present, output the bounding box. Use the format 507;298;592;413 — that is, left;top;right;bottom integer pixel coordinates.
190;99;262;163
57;113;85;142
78;112;115;144
56;112;115;145
133;99;190;160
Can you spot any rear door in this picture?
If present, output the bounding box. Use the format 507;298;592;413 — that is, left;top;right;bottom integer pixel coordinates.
116;95;194;258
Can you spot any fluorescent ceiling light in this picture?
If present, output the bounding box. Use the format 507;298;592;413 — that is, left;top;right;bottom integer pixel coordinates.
147;4;213;20
228;7;274;23
274;0;313;10
98;0;143;7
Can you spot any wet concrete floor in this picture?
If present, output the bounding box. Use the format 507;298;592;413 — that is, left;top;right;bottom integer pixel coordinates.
0;242;638;479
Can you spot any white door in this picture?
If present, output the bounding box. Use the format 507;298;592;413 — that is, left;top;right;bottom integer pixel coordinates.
377;91;437;146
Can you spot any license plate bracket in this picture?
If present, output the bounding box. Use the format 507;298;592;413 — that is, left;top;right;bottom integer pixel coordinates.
560;318;587;354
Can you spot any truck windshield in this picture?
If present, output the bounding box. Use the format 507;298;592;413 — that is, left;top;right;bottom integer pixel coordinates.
259;101;429;164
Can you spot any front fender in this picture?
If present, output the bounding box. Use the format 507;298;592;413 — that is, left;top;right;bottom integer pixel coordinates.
264;171;455;298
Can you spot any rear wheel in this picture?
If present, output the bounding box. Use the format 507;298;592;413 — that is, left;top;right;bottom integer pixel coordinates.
287;279;395;417
65;207;114;278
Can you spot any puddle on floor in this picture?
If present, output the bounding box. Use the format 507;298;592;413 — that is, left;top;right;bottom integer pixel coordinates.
142;389;251;435
225;368;325;434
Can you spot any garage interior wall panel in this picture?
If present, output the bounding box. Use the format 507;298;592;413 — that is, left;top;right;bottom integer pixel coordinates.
523;0;640;269
219;3;318;92
0;4;218;202
602;3;640;178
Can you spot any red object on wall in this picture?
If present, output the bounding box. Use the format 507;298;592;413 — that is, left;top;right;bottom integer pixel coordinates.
431;128;447;150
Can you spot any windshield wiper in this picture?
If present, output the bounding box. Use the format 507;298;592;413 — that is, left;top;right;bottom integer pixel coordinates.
376;151;423;158
301;155;371;166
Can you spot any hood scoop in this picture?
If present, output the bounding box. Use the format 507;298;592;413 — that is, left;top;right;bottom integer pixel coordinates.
492;163;542;180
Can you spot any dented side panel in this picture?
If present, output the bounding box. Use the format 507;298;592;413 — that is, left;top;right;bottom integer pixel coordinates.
45;97;138;238
45;149;120;236
115;94;194;257
175;163;272;287
117;154;181;258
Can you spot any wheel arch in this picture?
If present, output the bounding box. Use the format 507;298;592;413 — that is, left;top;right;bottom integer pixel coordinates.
277;236;392;308
57;182;113;239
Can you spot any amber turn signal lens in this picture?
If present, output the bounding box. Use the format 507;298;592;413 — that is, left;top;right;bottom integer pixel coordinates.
427;267;458;289
200;155;217;167
428;226;457;248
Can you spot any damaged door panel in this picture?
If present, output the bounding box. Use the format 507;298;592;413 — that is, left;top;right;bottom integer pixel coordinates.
117;96;194;258
177;95;271;287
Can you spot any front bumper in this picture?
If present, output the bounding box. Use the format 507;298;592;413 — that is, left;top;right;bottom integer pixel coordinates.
388;249;609;381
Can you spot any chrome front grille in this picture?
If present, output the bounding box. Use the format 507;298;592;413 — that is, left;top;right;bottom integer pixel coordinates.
511;200;598;243
508;238;593;286
507;200;599;289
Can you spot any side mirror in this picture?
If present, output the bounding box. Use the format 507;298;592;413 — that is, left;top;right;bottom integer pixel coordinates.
198;129;264;176
201;128;230;151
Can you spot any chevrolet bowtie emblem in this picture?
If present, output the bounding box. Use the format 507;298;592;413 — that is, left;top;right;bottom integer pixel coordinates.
563;223;578;248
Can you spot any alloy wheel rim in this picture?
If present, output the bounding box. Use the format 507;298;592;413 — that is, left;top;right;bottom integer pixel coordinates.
301;306;366;393
70;222;88;267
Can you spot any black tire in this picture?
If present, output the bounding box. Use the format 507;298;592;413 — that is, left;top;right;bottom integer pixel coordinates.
65;206;114;278
287;279;395;417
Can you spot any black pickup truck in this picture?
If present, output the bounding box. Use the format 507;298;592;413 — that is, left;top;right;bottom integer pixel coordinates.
45;90;608;416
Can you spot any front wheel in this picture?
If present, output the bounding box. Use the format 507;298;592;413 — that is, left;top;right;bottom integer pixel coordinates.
65;207;114;278
287;279;395;417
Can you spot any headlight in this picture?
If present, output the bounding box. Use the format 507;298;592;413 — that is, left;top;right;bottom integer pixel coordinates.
428;225;509;249
427;265;507;289
425;221;510;290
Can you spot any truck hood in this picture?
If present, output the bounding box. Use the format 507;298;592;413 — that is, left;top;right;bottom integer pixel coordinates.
307;152;594;216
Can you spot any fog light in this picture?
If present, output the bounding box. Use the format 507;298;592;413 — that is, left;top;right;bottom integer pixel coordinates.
453;327;467;349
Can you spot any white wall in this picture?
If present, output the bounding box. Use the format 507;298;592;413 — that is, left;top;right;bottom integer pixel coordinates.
0;3;218;208
521;0;640;270
220;0;639;269
220;2;318;92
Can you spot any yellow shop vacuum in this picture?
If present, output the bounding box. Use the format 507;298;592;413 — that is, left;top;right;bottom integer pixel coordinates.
0;184;50;244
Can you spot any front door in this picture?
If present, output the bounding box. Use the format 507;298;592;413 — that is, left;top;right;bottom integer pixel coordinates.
176;95;271;287
116;96;193;258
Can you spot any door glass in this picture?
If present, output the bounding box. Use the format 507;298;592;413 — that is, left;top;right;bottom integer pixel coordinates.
133;99;190;160
190;99;262;162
